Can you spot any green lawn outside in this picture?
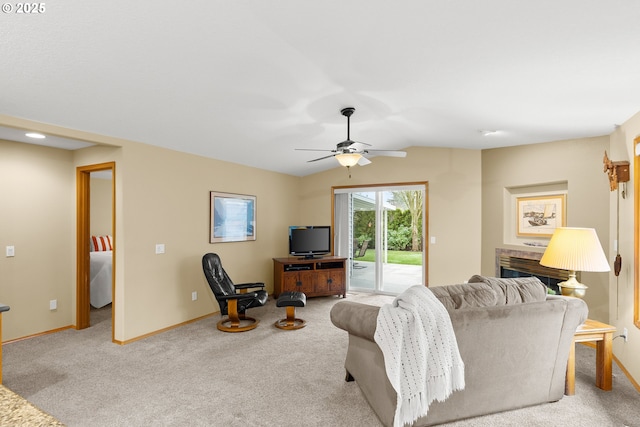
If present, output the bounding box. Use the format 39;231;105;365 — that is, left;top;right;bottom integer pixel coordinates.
357;249;423;265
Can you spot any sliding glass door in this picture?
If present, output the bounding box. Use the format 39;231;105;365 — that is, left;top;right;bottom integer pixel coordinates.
334;183;426;295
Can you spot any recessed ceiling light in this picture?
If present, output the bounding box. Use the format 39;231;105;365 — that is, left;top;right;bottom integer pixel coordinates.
479;130;500;136
25;132;46;139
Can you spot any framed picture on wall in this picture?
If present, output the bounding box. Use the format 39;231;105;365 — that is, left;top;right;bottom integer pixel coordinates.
210;192;256;243
516;194;566;237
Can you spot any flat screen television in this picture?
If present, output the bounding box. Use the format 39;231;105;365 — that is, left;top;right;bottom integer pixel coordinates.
289;226;331;259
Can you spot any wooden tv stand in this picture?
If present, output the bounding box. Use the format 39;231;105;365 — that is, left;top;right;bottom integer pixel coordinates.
273;256;347;298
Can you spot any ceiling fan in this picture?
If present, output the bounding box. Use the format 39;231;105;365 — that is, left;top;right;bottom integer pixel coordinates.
296;107;407;170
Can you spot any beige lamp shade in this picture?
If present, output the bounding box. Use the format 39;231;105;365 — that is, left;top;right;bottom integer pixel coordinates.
540;227;610;297
335;153;361;167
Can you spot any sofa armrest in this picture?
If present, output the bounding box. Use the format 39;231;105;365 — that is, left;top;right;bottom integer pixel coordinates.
546;294;589;326
330;301;380;341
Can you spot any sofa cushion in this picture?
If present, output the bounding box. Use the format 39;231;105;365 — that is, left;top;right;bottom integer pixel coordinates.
467;275;547;305
430;283;497;311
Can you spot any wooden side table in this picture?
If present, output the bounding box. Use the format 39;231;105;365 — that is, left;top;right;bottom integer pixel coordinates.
565;319;616;395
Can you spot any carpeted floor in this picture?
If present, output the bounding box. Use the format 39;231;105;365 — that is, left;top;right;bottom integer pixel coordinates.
2;293;639;426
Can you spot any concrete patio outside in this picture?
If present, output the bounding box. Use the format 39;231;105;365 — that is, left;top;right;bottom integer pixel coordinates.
348;260;423;295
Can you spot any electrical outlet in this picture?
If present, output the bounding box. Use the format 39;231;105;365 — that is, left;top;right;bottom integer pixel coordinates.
6;245;15;257
191;291;198;301
623;327;628;343
49;299;57;310
155;244;165;254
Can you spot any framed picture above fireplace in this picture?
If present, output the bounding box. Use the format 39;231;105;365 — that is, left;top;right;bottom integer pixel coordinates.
516;194;566;237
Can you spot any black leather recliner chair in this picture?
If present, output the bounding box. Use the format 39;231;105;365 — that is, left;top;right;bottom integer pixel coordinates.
202;253;268;332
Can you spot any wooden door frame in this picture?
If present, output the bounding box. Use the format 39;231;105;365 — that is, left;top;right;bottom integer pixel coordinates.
76;162;115;341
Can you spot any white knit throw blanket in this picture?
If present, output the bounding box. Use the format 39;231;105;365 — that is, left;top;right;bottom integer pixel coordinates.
374;285;465;427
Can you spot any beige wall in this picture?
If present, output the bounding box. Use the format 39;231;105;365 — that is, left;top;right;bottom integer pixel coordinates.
481;136;611;322
0;140;76;339
109;142;300;340
90;176;112;236
299;146;483;286
608;110;640;384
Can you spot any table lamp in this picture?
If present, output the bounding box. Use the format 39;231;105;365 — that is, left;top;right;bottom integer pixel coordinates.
539;227;610;298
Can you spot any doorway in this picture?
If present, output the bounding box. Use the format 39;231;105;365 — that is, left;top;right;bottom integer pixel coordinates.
333;182;427;295
76;162;115;342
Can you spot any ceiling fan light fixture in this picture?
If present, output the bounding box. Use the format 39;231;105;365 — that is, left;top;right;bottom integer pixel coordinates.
335;152;361;167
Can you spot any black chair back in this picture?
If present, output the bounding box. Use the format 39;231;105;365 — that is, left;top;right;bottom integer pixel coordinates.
203;252;237;296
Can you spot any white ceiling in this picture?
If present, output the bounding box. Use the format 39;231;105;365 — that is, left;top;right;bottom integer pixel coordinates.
1;0;640;176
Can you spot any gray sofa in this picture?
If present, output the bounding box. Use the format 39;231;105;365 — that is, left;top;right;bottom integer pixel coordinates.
330;276;588;426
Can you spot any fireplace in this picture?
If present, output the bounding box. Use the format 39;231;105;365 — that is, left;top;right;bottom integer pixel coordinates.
495;248;574;295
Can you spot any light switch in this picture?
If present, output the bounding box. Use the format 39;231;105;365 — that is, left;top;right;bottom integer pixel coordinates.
155;244;165;254
430;236;436;244
6;246;15;257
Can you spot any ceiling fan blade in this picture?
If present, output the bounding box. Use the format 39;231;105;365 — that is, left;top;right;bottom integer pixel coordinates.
307;154;337;163
295;148;335;152
352;140;371;146
358;156;372;166
349;141;372;151
363;149;407;157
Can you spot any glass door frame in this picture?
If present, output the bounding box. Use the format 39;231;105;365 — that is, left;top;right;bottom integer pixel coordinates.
332;181;429;294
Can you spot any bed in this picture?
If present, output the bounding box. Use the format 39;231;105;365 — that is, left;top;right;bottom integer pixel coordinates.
90;236;113;308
